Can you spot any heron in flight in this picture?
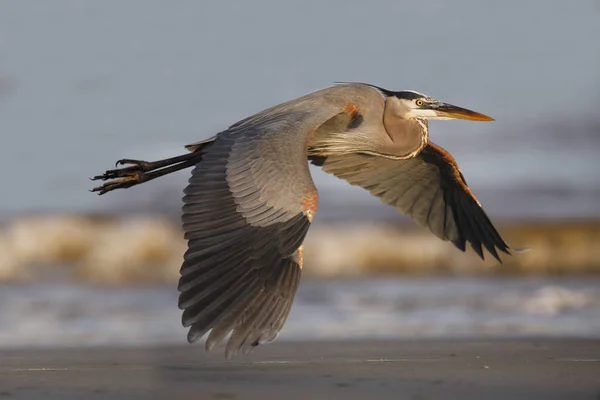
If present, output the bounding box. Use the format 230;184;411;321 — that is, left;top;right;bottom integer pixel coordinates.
92;83;511;359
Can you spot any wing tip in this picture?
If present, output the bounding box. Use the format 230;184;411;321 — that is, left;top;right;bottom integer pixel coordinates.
205;336;219;353
186;326;204;344
471;241;527;264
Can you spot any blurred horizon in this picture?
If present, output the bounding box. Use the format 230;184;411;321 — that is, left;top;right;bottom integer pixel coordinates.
0;0;599;221
0;1;599;348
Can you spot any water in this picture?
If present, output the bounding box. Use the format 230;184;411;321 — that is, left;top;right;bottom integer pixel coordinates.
1;277;599;348
0;0;599;220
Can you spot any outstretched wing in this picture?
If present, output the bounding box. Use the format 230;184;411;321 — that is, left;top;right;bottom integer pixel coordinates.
313;142;510;261
179;106;348;359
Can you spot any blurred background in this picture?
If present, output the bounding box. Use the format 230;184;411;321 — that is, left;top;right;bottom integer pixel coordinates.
0;0;599;348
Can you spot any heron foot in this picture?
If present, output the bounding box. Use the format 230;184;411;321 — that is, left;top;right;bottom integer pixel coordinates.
90;161;150;195
113;159;154;170
90;154;202;195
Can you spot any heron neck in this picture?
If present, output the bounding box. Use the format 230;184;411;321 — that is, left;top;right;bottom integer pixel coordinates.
382;107;429;159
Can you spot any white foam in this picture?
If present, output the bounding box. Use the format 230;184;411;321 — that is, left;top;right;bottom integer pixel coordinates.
1;278;599;349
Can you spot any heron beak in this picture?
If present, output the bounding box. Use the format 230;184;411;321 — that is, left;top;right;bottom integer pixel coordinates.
434;103;495;121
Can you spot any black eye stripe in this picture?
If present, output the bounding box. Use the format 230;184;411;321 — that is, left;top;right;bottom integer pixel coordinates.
393;91;424;101
357;84;426;101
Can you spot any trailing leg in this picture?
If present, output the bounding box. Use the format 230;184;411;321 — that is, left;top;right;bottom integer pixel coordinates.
90;152;202;195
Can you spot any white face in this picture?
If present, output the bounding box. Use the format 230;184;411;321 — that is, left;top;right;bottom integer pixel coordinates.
383;90;495;122
387;94;453;120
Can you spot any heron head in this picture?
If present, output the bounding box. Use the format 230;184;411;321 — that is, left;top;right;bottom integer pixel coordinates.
379;88;494;122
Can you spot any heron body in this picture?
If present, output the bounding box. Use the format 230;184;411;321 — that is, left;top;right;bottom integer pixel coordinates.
92;83;510;359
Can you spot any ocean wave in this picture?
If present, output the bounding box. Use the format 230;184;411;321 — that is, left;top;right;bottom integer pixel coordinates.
0;214;599;284
1;278;599;348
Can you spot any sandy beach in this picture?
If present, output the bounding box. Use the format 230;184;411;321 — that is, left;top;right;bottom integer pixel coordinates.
1;339;599;399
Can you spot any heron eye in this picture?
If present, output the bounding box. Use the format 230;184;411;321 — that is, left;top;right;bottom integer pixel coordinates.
416;99;424;107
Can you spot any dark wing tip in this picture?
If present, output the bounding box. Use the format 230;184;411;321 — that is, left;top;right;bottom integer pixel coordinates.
422;143;512;264
451;237;467;253
447;187;511;264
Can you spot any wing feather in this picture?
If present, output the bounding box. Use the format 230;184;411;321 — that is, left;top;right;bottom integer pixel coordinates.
179;104;353;358
314;142;510;262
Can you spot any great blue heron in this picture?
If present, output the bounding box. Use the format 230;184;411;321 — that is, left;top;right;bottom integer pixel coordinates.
92;82;511;359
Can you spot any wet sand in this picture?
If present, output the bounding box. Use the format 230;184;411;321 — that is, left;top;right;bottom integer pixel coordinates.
1;339;599;399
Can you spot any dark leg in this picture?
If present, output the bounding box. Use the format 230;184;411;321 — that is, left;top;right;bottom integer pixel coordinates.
114;151;201;170
90;152;201;195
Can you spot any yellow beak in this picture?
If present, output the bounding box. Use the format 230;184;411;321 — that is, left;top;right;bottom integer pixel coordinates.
435;103;495;121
